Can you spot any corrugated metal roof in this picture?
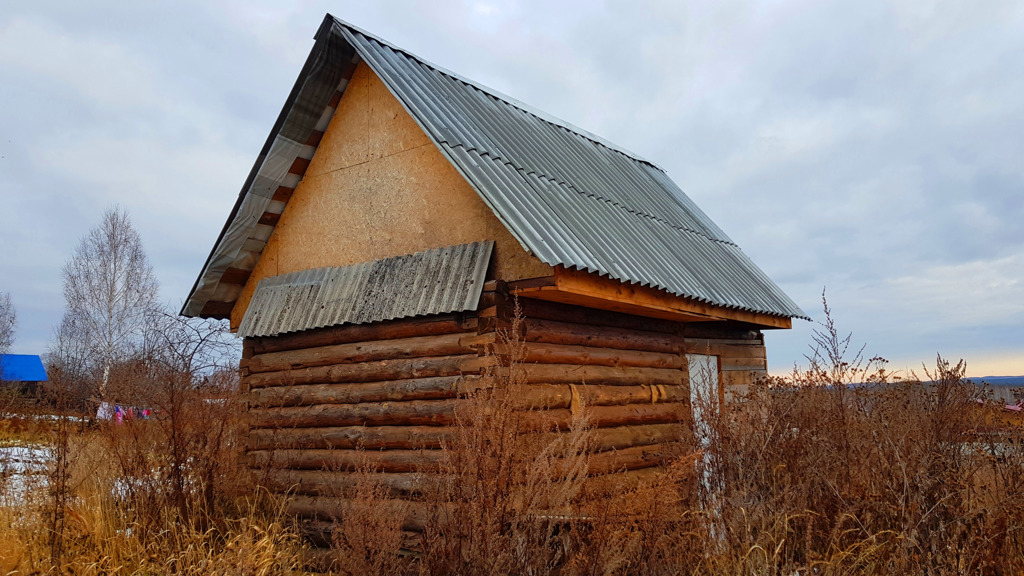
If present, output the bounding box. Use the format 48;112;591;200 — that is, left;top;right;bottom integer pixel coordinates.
183;14;806;322
237;241;493;338
334;21;806;319
0;355;48;382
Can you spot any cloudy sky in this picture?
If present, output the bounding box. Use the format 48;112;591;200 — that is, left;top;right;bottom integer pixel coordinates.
1;1;1021;377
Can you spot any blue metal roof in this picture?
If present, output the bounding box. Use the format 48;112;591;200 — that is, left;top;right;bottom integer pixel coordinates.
183;15;807;322
0;355;48;382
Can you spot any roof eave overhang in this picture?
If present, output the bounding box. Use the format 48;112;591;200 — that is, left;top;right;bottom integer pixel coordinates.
510;267;796;329
181;15;354;318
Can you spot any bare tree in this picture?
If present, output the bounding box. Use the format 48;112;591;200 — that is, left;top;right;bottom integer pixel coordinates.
46;314;93;408
0;291;15;355
58;206;159;399
140;310;240;516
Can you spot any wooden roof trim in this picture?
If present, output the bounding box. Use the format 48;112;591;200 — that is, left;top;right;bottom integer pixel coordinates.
510;267;792;329
199;300;234;318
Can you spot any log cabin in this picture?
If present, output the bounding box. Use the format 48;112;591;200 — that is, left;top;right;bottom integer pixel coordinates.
182;15;806;538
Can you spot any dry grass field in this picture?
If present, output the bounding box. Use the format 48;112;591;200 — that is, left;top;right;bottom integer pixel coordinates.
2;317;1022;575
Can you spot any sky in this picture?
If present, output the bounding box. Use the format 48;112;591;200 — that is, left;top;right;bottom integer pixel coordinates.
1;1;1021;378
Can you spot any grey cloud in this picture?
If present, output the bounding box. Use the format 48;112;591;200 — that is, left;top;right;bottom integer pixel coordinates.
0;0;1020;375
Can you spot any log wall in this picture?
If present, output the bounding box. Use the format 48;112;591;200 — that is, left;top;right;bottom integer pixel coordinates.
241;287;768;537
241;312;477;475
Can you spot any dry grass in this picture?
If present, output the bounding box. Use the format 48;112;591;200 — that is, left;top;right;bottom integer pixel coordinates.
325;302;1024;575
3;302;1022;574
1;348;308;575
0;425;308;575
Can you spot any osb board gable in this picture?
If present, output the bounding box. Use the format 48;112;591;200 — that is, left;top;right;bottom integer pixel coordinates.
230;62;552;329
304;61;432;177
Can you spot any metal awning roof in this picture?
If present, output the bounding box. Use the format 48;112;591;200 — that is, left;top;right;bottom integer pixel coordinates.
183;15;806;322
238;241;492;338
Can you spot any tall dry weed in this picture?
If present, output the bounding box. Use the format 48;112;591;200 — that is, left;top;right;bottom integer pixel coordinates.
329;296;1024;576
5;297;1022;575
0;314;307;575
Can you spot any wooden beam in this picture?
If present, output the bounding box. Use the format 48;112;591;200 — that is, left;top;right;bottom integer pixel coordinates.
515;298;682;334
244;354;474;388
248;425;457;451
199;300;233;318
305;129;324;147
523;318;681;354
342;63;358;82
249;399;459;428
248;314;475;355
248;333;476;373
288;157;311;176
506;276;556;291
247;376;479;408
220;267;252;286
258;211;281;226
515;285;712;323
513;267;792;329
271;186;294;202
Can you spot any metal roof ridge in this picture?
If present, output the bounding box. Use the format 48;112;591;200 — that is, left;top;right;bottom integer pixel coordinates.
326;14;666;172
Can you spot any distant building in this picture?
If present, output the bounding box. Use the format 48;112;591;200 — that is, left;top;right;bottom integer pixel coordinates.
0;354;49;396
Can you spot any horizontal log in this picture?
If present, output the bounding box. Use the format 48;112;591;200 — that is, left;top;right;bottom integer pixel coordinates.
519;402;687;431
248;420;682;455
259;469;434;497
515;298;681;334
508;384;686;410
250;399;459;428
584;423;684;452
720;357;767;371
249;314;475;355
286;496;432;532
524;318;681;354
248;425;457;451
247;376;487;408
683;341;766;358
512;342;683;369
300;531;423;564
725;384;751;401
524;423;683;454
249;333;476;373
244;355;475;388
722;370;763;388
291;497;584;535
257;430;682;495
582;467;666;497
249;448;444;472
513;363;683;387
459;360;682;387
680;324;761;340
588;443;672;475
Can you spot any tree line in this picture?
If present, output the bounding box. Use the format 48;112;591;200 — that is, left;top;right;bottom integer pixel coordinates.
1;205;237;412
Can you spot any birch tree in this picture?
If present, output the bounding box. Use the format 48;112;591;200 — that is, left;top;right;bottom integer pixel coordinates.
0;291;14;355
59;206;158;398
